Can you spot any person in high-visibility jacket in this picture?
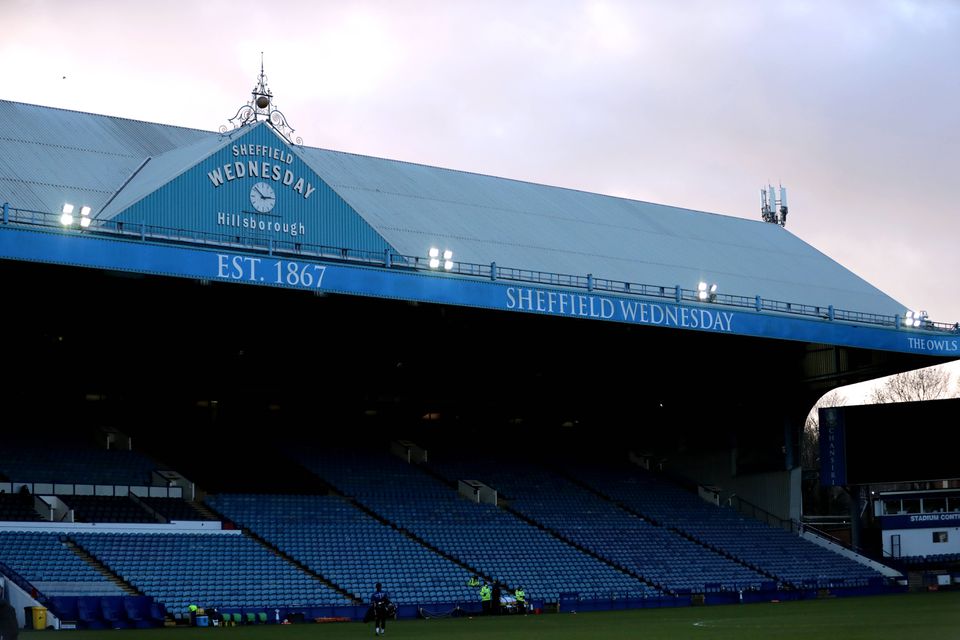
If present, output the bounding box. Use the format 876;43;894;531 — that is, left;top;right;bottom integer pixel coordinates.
467;575;480;588
514;586;526;615
479;582;492;616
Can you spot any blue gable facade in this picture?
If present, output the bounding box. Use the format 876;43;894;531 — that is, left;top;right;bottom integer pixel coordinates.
112;123;396;257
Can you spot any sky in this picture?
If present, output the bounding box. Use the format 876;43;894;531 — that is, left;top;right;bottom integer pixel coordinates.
2;0;959;396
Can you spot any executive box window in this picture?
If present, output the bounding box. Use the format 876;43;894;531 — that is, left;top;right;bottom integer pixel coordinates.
933;531;948;543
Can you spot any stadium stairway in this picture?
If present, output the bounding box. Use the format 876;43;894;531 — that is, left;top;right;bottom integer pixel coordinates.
65;539;140;596
136;496;217;523
178;496;222;522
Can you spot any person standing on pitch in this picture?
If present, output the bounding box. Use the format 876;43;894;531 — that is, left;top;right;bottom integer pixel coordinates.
371;583;391;636
514;585;526;615
479;580;492;615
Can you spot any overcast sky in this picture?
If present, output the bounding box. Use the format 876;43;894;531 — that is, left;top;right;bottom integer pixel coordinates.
3;0;958;389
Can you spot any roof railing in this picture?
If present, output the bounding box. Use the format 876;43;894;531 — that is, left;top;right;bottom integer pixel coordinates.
3;203;958;334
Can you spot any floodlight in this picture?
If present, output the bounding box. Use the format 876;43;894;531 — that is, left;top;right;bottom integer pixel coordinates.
80;216;91;228
60;213;74;226
697;281;717;302
428;247;453;270
903;310;928;328
62;203;75;215
80;206;91;216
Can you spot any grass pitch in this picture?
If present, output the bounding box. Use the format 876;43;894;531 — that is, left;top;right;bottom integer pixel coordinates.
20;592;960;640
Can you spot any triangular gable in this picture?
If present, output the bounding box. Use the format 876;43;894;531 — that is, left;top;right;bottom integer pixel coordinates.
99;133;233;218
111;123;397;255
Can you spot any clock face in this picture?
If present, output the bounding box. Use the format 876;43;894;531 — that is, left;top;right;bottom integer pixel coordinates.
250;181;276;213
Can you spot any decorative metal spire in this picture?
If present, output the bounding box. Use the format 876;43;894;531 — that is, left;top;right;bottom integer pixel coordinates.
221;53;302;145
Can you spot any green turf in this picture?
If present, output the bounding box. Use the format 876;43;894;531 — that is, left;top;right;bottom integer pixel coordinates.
20;592;960;639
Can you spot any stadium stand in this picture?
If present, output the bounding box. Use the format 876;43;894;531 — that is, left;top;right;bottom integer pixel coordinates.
72;532;354;616
0;436;158;486
0;85;943;630
208;493;477;605
428;456;768;594
285;447;657;602
64;496;158;524
0;531;125;597
0;491;42;522
139;497;215;522
572;461;885;588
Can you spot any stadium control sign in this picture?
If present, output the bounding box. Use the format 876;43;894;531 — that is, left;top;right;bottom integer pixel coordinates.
881;512;960;530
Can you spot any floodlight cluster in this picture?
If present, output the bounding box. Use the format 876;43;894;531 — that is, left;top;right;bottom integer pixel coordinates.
428;247;454;271
60;203;92;228
904;310;928;328
698;281;718;302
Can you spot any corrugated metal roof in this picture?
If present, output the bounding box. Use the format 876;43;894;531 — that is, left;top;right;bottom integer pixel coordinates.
299;147;904;316
0;100;210;215
0;99;905;316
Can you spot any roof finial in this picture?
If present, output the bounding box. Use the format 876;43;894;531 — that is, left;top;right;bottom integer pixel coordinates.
220;54;302;145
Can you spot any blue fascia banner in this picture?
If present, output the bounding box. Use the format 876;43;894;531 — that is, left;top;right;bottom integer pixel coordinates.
2;226;959;358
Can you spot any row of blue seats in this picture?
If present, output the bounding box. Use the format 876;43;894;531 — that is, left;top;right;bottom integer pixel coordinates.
73;532;353;614
48;596;165;630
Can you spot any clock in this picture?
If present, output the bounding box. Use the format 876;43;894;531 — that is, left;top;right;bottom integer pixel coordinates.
250;181;276;213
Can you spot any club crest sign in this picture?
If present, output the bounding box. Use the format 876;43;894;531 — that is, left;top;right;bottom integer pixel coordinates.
206;143;315;239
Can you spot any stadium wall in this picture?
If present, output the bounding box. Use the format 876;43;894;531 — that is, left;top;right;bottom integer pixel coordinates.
664;450;801;522
882;521;960;559
1;572;61;630
801;531;901;578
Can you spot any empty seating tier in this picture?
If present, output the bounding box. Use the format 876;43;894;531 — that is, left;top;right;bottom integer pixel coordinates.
72;532;353;616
